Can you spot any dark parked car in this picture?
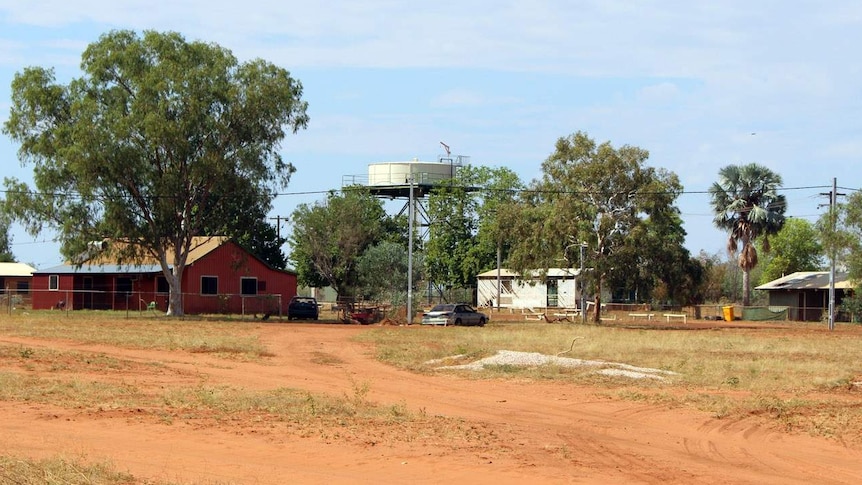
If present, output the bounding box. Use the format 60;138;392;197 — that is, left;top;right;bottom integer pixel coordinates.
421;303;487;326
287;296;319;320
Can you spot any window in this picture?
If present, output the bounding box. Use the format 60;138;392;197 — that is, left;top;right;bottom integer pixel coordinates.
201;276;218;295
156;276;169;294
16;281;29;294
49;275;59;291
241;277;258;296
116;277;133;295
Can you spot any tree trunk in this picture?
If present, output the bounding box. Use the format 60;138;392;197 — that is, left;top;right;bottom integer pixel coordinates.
593;276;603;323
593;293;602;323
166;268;184;316
742;269;751;307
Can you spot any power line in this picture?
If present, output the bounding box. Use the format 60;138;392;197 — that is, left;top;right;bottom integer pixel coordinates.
0;183;852;201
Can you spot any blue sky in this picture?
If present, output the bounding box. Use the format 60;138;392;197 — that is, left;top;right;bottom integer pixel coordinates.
1;1;860;269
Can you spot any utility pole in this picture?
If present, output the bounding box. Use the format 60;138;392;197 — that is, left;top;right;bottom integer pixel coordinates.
496;241;502;312
829;178;837;331
269;215;289;243
579;242;587;324
820;178;845;331
407;174;414;325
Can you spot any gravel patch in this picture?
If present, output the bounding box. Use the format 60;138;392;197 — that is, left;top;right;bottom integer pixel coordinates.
431;350;678;381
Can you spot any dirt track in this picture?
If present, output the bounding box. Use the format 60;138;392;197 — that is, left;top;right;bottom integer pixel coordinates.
2;323;862;484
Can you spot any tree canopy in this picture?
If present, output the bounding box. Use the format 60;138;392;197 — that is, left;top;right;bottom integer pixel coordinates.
505;131;687;320
818;191;862;282
0;214;13;262
424;165;523;296
1;30;308;315
709;163;786;306
757;218;823;284
289;189;401;301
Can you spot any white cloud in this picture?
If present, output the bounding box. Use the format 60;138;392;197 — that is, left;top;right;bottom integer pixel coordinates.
430;88;520;108
2;0;861;262
636;82;681;104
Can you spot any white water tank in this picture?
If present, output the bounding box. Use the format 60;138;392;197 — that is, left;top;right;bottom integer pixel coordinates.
367;159;457;186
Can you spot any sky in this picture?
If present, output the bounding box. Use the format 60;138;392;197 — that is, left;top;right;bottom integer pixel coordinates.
1;0;861;269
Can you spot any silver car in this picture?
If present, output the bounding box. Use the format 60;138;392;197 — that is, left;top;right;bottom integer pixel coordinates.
421;303;487;326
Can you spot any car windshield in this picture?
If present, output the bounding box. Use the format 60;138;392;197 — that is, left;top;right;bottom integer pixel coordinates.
429;304;455;312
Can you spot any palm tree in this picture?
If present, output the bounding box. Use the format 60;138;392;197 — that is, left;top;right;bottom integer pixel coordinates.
709;163;786;306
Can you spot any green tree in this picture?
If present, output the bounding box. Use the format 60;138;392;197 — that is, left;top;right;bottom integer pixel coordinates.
0;215;14;262
424;165;523;297
202;177;287;268
709;163;786;306
818;192;862;280
288;189;394;301
506;131;684;321
355;240;422;308
1;30;308;315
757;218;823;284
607;210;704;306
817;192;862;320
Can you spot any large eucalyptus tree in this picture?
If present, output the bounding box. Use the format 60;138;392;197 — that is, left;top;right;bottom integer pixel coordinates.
506;131;685;322
709;163;786;306
2;30;309;315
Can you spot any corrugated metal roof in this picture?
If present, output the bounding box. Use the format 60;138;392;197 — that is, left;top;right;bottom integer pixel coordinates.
35;264;163;275
755;271;854;290
477;268;582;278
83;236;228;266
33;236;229;275
0;262;37;277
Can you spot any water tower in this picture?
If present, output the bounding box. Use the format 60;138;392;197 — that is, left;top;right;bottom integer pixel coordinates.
341;150;471;320
342;153;470;230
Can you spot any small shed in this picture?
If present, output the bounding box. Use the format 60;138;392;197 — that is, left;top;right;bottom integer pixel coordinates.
476;268;584;310
755;271;853;321
0;262;36;306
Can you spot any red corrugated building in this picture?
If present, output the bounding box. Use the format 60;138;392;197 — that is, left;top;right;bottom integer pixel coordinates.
31;236;297;315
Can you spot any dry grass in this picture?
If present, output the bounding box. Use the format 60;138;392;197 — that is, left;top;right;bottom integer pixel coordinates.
358;321;862;441
0;311;270;359
4;311;862;481
0;311;502;482
0;455;138;485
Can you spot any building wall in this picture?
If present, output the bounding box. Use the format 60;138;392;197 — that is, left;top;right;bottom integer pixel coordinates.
32;274;75;309
478;277;580;309
31;241;297;314
178;241;296;314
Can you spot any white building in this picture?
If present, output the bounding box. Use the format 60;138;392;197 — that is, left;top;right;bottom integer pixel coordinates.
476;268;585;310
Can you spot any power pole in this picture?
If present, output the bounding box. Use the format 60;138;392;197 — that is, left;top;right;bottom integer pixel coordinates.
407;175;415;324
820;178;845;331
269;216;289;243
829;178;837;331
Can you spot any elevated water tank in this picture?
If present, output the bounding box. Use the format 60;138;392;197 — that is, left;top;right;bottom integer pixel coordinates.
367;159;458;187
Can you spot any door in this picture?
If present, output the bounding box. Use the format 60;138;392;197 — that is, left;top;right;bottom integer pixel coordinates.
83;276;93;309
546;279;559;307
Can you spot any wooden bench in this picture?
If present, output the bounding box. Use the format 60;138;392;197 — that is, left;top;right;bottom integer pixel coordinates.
552;310;581;322
525;312;546;321
664;313;687;323
628;313;654;320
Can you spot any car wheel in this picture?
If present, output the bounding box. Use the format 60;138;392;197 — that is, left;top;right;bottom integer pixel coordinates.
478;318;486;327
454;318;462;326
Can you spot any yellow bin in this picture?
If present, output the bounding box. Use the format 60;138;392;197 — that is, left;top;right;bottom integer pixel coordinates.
722;306;734;322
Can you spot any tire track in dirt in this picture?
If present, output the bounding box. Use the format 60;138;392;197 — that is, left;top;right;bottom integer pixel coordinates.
3;325;862;484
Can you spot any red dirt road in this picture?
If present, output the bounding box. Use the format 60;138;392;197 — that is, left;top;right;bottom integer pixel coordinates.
2;323;862;484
